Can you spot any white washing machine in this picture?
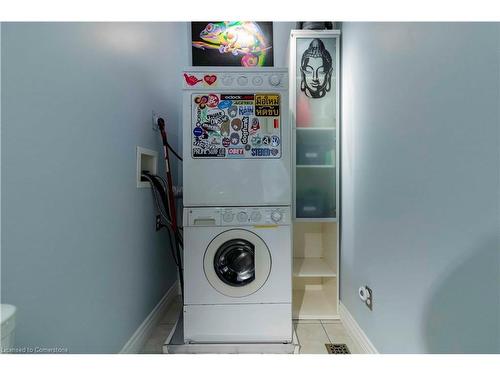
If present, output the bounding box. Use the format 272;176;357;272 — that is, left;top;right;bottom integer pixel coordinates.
182;206;292;344
182;67;290;207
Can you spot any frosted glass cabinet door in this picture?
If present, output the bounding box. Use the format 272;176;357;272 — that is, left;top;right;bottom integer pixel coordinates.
293;34;338;219
295;37;336;129
296;167;336;218
296;129;335;166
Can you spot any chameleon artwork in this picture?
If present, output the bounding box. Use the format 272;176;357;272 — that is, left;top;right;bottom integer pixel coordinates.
192;22;272;67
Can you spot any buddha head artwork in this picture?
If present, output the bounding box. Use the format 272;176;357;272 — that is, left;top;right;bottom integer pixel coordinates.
300;38;334;99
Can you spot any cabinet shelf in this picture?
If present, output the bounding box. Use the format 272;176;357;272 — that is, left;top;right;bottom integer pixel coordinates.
292;289;338;320
296;164;335;168
293;258;337;278
295;127;336;131
294;217;337;222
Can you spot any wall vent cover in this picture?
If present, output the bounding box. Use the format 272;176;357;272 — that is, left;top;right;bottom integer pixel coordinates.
325;343;350;354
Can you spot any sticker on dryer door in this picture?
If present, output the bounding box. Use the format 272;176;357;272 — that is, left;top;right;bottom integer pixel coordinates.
191;93;281;159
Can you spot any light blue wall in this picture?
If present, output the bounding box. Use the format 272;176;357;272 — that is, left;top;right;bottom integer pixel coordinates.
340;22;500;353
272;22;297;68
1;22;188;353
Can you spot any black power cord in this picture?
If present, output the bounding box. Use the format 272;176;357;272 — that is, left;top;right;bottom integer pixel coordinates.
142;171;184;295
167;143;182;161
141;173;172;226
142;118;184;296
157;118;183;162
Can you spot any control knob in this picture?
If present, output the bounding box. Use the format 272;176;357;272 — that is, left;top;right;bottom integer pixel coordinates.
252;76;263;86
237;76;248;86
270;210;282;223
250;211;262;222
223;212;234;222
222;76;234;86
237;211;248;222
269;74;281;86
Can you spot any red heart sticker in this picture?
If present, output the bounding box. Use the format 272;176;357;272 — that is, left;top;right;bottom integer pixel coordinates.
204;75;217;85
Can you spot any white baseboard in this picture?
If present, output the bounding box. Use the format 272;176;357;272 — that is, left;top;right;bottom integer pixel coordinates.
339;302;379;354
120;280;180;354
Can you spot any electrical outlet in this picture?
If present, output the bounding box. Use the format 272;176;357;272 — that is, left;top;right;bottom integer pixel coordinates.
358;285;373;311
365;286;373;311
155;215;162;231
152;111;159;131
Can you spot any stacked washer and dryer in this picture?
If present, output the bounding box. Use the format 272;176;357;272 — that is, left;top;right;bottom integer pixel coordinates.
182;67;292;345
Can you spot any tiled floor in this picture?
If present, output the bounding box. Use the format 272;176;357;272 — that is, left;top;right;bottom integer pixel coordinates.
294;320;362;354
141;296;361;354
141;295;182;354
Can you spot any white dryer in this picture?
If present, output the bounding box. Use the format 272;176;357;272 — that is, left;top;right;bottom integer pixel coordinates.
182;206;292;344
182;67;290;207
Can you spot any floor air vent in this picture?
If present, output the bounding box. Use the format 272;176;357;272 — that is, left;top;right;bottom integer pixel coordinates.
325;343;350;354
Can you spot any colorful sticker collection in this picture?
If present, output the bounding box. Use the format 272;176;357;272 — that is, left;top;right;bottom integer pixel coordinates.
192;93;281;158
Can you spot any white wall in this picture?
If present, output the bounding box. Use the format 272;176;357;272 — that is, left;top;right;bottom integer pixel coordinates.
341;22;500;353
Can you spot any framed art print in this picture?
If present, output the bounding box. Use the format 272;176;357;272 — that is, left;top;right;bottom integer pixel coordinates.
191;21;274;67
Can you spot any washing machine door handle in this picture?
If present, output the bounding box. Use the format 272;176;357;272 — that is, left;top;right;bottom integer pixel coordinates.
214;239;256;287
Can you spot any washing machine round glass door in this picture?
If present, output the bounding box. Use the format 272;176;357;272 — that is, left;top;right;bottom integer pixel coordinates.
204;229;271;297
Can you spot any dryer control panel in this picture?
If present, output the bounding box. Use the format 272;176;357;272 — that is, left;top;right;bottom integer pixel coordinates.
184;206;291;227
183;69;287;90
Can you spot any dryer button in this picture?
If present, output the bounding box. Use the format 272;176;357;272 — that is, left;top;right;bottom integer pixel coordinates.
250;211;262;222
222;76;234;86
237;212;248;222
269;74;281;86
237;76;249;86
223;212;234;223
271;210;282;223
252;76;263;86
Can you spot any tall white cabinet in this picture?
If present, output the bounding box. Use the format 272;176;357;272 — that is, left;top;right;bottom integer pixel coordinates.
290;30;340;319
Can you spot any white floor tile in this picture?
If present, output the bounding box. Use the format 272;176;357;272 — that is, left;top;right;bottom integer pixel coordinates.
141;324;174;354
322;323;362;354
160;299;182;324
295;323;330;354
322;321;347;339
